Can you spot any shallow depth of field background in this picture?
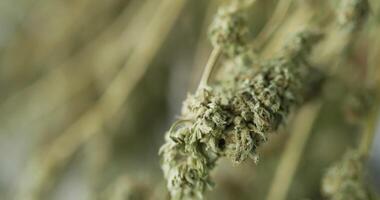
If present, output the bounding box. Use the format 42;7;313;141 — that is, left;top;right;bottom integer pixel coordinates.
0;0;380;199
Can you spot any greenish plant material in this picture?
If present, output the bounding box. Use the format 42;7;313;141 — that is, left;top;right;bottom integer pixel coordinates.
343;89;375;124
321;150;370;200
1;0;380;199
337;0;369;31
208;0;252;57
320;2;372;199
158;0;376;199
160;20;324;200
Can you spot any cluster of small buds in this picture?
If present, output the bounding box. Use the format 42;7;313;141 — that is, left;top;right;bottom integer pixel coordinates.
223;60;299;163
321;150;370;200
160;29;324;199
208;1;251;57
337;0;369;31
159;87;229;200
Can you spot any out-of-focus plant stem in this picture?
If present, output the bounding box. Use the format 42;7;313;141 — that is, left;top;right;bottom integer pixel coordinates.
189;0;219;91
0;0;157;136
261;2;316;58
359;98;380;158
265;100;322;200
252;0;293;51
16;0;186;199
359;25;380;158
197;47;222;90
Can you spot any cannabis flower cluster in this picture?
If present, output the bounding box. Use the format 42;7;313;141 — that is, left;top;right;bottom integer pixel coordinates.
322;151;370;200
208;1;249;57
159;3;324;200
160;37;323;200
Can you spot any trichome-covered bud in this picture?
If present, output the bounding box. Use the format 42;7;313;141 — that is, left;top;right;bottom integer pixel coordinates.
208;2;251;57
159;88;231;200
322;150;370;200
337;0;369;31
160;29;324;199
223;51;323;163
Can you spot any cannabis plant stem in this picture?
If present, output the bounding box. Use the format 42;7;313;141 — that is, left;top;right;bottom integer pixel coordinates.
266;101;322;200
253;0;293;51
198;47;222;90
359;25;380;158
359;93;380;157
190;0;218;90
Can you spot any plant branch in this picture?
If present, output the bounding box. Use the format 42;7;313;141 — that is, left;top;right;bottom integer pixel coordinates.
265;100;322;200
252;0;293;51
197;47;222;90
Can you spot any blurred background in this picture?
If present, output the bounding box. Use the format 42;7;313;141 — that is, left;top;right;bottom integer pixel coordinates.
0;0;379;199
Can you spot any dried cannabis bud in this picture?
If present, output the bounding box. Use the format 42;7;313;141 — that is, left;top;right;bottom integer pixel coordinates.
159;29;324;199
160;87;230;200
322;150;370;200
208;1;251;57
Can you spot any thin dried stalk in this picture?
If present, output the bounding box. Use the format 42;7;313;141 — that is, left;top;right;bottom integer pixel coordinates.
252;0;294;50
265;101;322;200
197;47;222;90
189;0;220;91
16;1;186;199
359;98;380;158
261;2;317;58
0;0;157;135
